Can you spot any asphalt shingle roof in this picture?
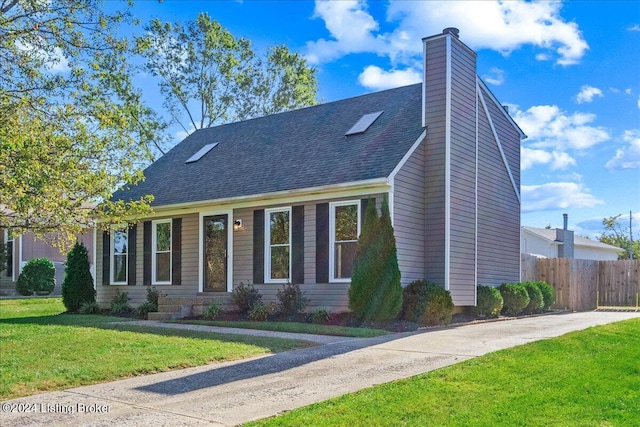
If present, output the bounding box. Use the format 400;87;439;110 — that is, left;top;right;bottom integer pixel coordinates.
113;83;424;207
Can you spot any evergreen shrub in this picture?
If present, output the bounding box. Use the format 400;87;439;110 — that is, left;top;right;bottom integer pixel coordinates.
402;280;454;325
16;257;55;296
61;242;95;312
523;282;544;314
535;281;555;310
474;285;503;318
348;196;403;321
498;283;530;316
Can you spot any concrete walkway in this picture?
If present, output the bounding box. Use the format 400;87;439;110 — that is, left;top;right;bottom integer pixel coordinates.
2;311;638;427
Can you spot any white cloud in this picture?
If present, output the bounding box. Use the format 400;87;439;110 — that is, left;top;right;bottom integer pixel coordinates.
606;130;640;170
514;105;610;151
384;1;588;65
628;24;640;32
305;0;384;64
483;67;504;86
576;85;603;104
357;66;421;90
15;40;70;74
521;148;576;171
522;182;604;212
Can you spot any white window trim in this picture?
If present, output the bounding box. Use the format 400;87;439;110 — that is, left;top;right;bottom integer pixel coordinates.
152;219;172;285
110;226;128;286
265;206;292;284
329;200;361;283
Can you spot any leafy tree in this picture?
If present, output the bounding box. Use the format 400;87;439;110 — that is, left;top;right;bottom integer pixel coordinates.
349;195;403;321
1;0;161;240
135;12;317;135
62;241;96;312
598;214;639;260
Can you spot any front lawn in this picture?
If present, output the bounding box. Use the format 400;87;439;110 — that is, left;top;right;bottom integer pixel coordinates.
247;318;640;426
0;298;310;400
178;320;389;338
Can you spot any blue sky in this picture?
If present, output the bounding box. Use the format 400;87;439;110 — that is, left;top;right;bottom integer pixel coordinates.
126;0;639;239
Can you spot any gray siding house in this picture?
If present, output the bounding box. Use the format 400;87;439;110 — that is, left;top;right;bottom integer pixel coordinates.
96;29;525;317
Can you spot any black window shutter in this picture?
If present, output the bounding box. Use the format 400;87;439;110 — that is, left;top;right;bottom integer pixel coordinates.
143;221;151;286
102;230;110;285
292;206;305;284
128;225;137;286
172;218;182;286
6;238;12;278
253;210;265;284
316;203;329;283
361;198;375;225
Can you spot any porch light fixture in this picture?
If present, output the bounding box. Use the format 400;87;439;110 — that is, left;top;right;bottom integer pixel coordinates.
233;219;242;231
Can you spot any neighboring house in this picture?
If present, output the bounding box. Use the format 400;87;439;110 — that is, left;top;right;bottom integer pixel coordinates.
521;222;623;261
1;227;95;296
96;28;525;314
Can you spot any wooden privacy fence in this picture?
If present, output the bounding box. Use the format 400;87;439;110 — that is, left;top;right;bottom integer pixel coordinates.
521;254;640;312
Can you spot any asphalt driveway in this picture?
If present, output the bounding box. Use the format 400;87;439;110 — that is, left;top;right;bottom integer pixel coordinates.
1;311;638;427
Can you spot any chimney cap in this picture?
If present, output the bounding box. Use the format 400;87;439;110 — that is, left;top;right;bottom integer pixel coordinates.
443;27;460;38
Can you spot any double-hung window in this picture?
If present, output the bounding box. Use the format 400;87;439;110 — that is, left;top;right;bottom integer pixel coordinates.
152;220;172;284
265;207;291;283
330;201;361;282
111;226;128;285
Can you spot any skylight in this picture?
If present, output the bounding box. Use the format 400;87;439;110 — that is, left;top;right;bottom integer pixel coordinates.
345;111;383;136
185;142;218;164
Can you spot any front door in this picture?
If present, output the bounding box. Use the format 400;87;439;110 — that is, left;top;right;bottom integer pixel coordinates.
203;215;228;291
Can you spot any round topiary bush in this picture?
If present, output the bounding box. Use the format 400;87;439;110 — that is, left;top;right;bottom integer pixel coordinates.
523;282;544;314
473;285;503;318
498;283;530;316
402;280;454;325
15;258;55;296
535;281;555;311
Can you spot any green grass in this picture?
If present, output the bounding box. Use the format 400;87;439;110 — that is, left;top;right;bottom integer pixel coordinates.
178;320;389;338
247;318;640;427
0;298;310;400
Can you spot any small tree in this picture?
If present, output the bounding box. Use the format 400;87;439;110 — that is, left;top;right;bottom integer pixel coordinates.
62;241;96;312
349;195;403;321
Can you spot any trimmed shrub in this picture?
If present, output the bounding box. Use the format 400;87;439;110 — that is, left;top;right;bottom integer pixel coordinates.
62;241;95;312
110;289;131;316
498;283;530;316
248;302;275;321
535;281;555;311
16;257;55;296
349;195;403;321
277;282;309;316
135;286;165;317
474;285;503;318
78;301;101;314
311;309;330;324
203;301;222;320
523;282;544;314
402;280;454;325
232;281;262;313
136;301;157;316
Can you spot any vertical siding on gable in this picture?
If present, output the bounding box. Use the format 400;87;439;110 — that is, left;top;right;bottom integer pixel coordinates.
477;88;521;285
423;37;447;285
393;139;426;286
448;37;478;306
